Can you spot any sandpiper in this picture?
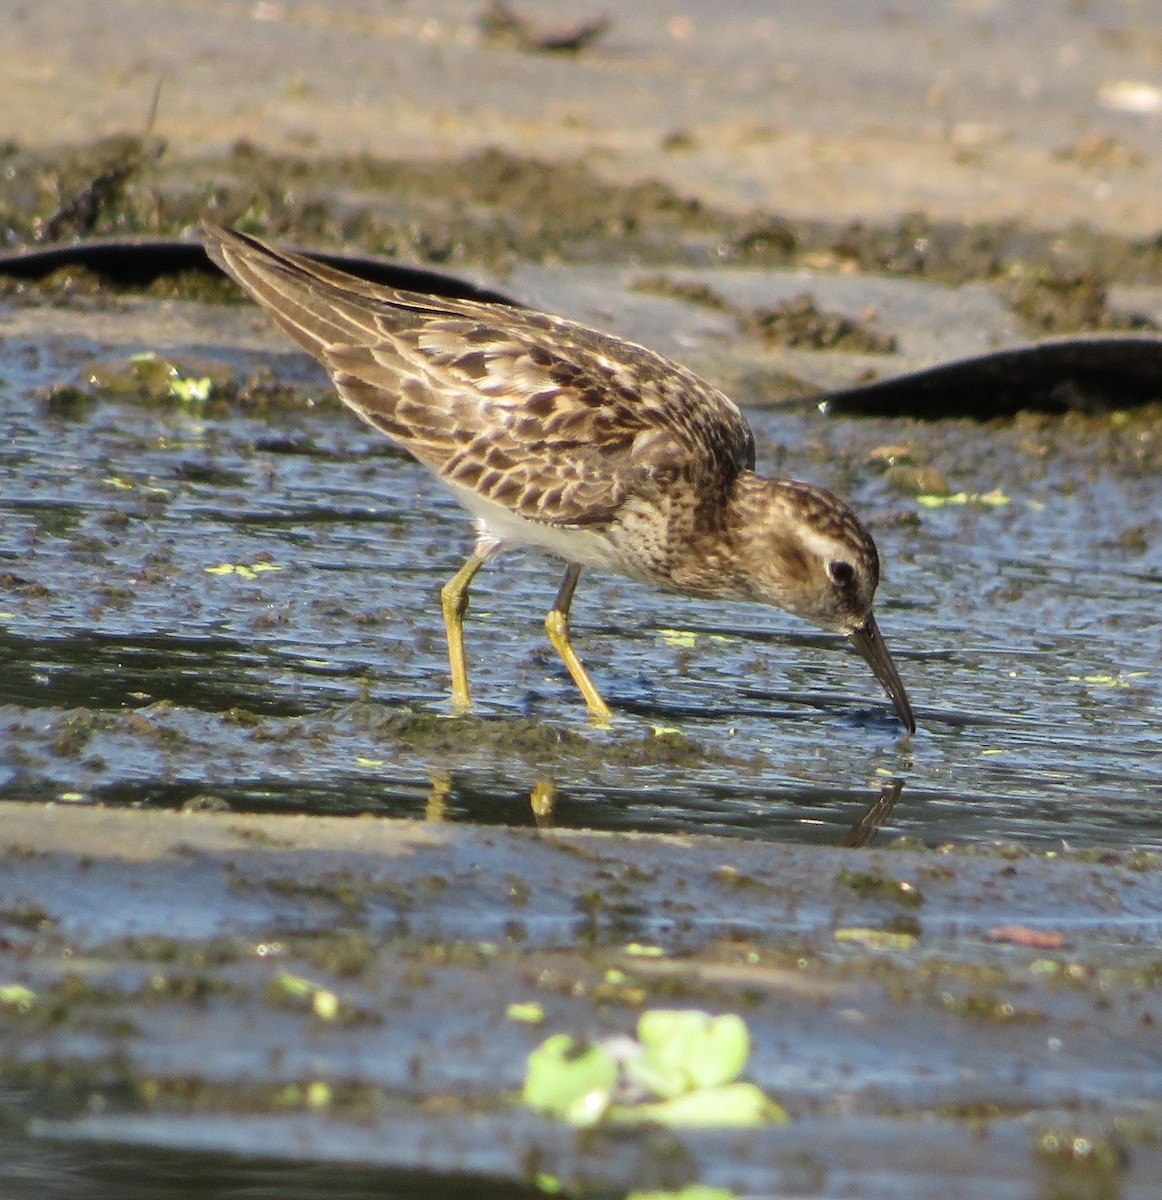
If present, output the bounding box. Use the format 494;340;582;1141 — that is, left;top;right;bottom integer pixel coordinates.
203;224;915;733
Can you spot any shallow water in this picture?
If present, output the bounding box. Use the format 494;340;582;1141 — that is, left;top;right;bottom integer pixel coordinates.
1;278;1160;851
2;274;1162;1198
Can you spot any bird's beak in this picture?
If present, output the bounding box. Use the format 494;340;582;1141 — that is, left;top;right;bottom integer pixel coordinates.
849;613;916;734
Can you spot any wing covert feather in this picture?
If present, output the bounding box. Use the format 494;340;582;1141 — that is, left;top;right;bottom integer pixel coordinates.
204;224;756;528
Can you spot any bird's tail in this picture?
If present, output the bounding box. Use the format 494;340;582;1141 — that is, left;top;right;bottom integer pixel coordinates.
201;222;467;361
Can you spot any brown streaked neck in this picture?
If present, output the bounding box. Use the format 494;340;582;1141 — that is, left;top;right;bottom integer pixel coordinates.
666;470;782;602
719;471;815;603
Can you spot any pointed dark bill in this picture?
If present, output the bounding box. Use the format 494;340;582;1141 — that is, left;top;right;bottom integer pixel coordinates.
849;613;916;734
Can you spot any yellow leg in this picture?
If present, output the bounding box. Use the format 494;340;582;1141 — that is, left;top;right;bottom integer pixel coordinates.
544;563;613;723
440;552;486;713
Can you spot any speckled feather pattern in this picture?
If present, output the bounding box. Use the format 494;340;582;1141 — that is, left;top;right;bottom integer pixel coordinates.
208;231;753;523
205;227;762;583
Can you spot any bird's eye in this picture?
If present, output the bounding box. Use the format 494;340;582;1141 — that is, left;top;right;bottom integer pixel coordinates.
828;560;856;588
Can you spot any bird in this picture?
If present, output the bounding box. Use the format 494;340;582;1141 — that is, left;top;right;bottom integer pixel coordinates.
202;223;916;734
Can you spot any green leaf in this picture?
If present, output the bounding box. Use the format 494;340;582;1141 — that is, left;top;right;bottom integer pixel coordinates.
657;628;698;649
169;375;213;403
633;1010;750;1098
506;1001;545;1024
612;1082;785;1128
522;1034;617;1126
622;943;665;957
834;927;917;950
271;971;315;1000
0;983;37;1011
626;1188;736;1200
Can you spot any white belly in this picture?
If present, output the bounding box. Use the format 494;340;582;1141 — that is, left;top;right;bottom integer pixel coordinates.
444;481;629;573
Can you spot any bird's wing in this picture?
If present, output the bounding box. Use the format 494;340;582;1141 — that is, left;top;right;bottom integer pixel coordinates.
204;224;756;528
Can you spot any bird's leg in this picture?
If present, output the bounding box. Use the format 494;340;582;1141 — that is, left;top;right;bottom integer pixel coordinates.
544;563;612;723
440;552;487;712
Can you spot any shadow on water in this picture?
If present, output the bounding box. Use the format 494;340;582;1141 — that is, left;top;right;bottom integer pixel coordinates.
2;1106;536;1200
0;628;314;716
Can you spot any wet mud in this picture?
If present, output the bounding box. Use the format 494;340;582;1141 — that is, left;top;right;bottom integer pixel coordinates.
3;805;1162;1198
2;122;1162;1198
7;137;1162;319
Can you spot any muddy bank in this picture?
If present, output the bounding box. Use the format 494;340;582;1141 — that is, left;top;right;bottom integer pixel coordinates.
7;139;1162;309
7;0;1162;236
2;803;1162;1197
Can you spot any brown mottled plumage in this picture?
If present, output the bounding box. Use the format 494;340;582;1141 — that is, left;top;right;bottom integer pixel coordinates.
202;223;915;732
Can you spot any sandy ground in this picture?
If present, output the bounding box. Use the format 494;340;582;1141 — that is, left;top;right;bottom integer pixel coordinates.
4;0;1162;234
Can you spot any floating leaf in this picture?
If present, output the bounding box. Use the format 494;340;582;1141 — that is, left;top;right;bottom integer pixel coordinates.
917;489;1009;508
657;628;698;649
311;989;340;1021
205;562;284;578
169;375;213;404
521;1011;783;1130
267;971;341;1021
622;943;665;958
270;971;314;1001
1067;671;1147;689
507;1001;546;1024
0;983;37;1012
834;927;916;950
632;1010;750;1098
522;1034;617;1126
612;1082;783;1128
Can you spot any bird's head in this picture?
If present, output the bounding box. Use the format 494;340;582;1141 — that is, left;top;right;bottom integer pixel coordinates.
732;477;915;733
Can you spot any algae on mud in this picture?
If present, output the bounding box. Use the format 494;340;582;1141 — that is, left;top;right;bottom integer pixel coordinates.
8;138;1162;322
